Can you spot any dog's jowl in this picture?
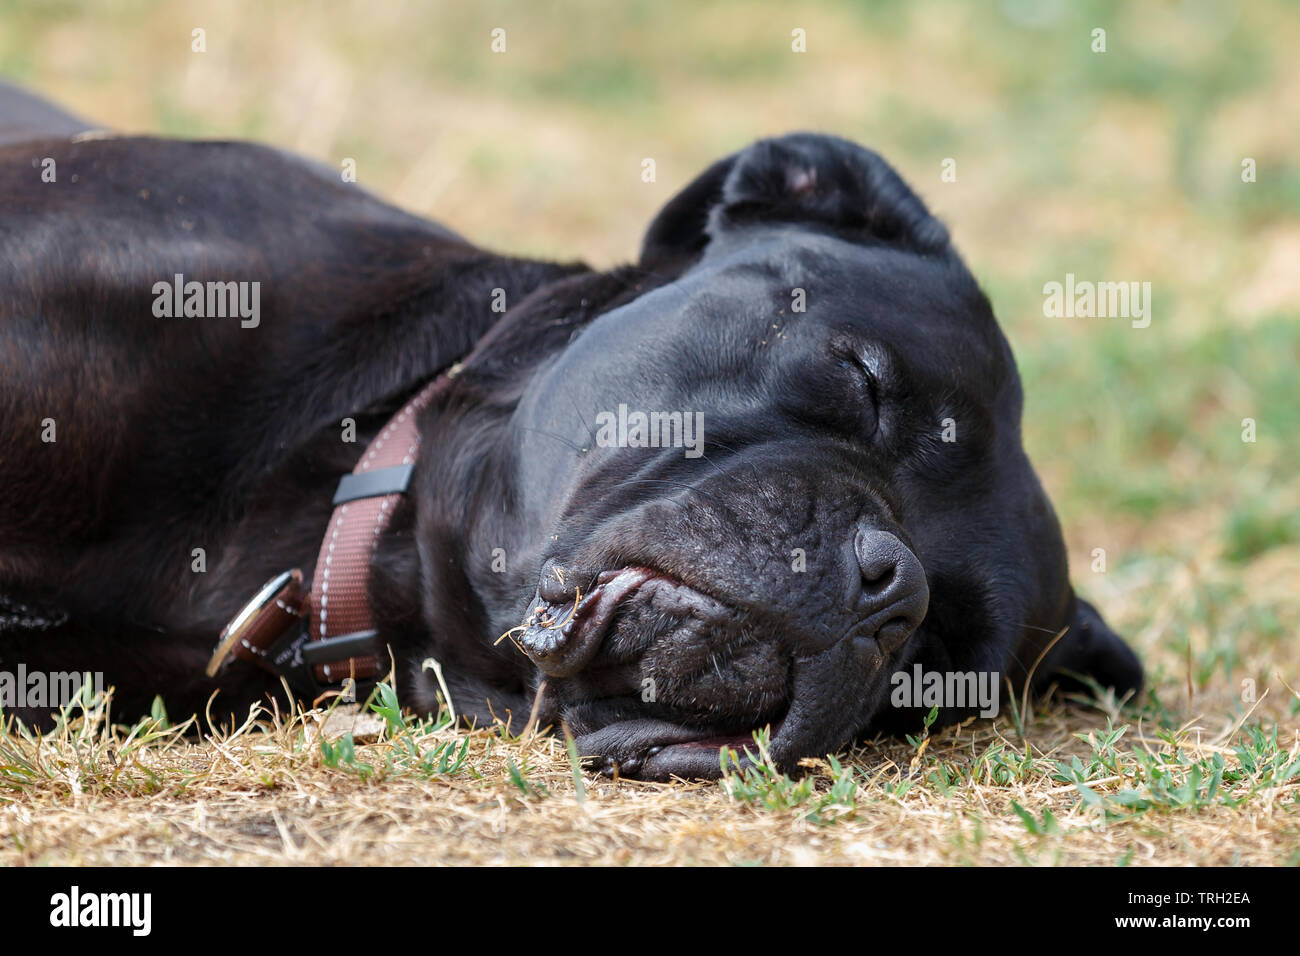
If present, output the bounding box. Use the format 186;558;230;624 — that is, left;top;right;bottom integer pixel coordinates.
0;84;1140;780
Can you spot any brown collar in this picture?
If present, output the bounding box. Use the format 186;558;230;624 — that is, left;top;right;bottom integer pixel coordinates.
206;365;460;698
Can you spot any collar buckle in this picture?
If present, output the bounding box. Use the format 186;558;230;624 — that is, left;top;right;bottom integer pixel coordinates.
207;569;305;678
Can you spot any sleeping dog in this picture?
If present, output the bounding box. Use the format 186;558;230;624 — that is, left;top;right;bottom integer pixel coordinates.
0;84;1140;779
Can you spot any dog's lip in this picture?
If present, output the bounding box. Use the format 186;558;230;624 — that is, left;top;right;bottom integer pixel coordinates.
579;713;789;781
564;565;660;640
517;565;669;676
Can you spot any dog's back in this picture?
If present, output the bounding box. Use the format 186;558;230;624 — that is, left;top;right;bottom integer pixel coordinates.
0;85;581;723
0;81;94;147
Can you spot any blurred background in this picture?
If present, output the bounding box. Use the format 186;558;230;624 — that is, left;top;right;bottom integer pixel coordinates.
4;0;1297;713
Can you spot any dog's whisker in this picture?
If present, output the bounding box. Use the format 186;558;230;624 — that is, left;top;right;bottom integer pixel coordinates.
695;450;767;501
703;439;766;490
614;477;724;507
566;395;597;447
515;424;586;455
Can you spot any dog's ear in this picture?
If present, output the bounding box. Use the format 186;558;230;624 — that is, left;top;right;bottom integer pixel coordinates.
640;132;949;274
639;153;737;274
1035;595;1143;701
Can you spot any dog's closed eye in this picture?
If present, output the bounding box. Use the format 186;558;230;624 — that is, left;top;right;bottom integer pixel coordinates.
775;339;883;440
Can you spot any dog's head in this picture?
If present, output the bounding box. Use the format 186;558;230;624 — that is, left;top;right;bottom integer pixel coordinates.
425;134;1140;779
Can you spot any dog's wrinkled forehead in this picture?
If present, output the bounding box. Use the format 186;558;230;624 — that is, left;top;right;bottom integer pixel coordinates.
631;132;1014;391
523;134;1022;452
704;230;1005;366
565;232;1016;441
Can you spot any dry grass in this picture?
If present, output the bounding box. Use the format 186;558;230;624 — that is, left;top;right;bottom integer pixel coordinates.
3;663;1298;866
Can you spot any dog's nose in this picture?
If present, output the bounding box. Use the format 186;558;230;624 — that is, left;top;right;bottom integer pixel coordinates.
852;528;929;653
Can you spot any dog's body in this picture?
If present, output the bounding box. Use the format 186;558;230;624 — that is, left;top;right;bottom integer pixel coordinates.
0;85;1140;778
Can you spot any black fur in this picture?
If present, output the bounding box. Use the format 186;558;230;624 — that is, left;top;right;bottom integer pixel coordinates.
0;89;1140;778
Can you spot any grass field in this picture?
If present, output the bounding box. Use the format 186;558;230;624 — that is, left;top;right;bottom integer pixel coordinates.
2;0;1298;865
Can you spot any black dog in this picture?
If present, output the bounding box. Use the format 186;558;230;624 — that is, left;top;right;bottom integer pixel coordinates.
0;85;1140;779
